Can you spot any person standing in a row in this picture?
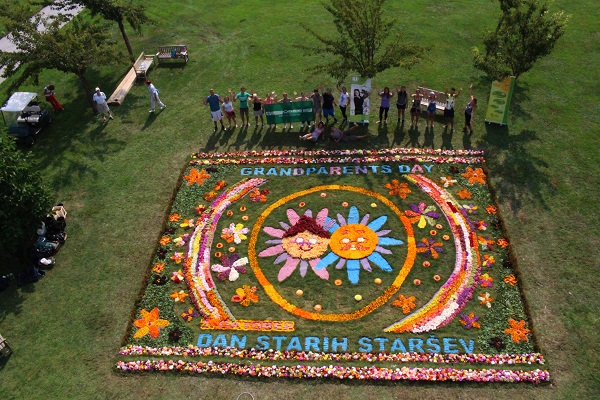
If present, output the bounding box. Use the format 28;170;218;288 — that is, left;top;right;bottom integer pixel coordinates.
203;89;225;131
395;84;408;124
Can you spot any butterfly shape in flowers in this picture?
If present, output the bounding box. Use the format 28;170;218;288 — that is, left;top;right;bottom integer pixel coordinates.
211;253;249;282
314;206;404;284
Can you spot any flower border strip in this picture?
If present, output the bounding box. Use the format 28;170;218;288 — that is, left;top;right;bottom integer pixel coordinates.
193;148;485;159
118;346;546;365
190;155;484;166
184;178;267;321
385;174;481;333
115;360;548;383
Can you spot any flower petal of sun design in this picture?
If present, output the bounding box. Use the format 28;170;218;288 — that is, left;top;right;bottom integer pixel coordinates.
315;206;403;284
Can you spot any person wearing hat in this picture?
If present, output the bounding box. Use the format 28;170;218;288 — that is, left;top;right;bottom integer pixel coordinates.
92;87;113;122
146;80;166;113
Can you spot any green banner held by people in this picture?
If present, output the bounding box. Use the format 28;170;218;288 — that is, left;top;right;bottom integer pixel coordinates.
264;101;314;125
484;76;516;126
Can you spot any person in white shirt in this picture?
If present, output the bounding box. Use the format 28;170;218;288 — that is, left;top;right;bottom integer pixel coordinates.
92;87;113;122
145;80;166;113
443;87;462;132
337;85;350;121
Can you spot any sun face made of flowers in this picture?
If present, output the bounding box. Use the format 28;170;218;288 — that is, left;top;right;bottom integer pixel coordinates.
259;208;331;281
314;206;404;284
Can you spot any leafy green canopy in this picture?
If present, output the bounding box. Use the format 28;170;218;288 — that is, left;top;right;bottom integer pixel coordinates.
0;133;51;263
298;0;427;81
473;0;569;80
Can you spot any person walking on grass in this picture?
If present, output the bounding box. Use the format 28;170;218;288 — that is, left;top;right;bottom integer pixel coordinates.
146;80;166;113
376;86;393;124
463;84;477;135
203;89;225;131
44;84;64;112
337;85;350;121
235;87;251;126
222;92;237;130
410;88;424;127
322;87;338;124
394;84;408;124
443;87;462;132
426;91;437;128
92;87;113;122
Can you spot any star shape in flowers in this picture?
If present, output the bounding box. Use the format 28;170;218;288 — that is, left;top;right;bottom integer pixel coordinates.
392;294;417;314
184;168;210;186
461;167;487;185
384;179;411;198
504;318;530;343
133;308;170;339
170;290;188;303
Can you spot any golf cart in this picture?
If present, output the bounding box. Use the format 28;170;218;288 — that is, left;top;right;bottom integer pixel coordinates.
1;92;52;146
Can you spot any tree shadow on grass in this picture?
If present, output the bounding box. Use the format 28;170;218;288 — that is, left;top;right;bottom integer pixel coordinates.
478;124;553;210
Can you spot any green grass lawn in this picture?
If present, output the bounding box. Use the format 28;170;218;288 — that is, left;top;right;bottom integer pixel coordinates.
0;0;599;399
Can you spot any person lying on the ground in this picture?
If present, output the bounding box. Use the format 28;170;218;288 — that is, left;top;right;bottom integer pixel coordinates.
330;124;367;142
300;121;325;141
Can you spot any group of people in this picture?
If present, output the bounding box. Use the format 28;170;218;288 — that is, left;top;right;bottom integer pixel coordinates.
90;80;166;122
202;86;350;132
46;79;477;135
377;83;477;134
204;83;478;135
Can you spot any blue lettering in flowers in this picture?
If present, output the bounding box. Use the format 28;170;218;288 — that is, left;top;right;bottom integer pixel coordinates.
240;164;434;176
198;333;474;354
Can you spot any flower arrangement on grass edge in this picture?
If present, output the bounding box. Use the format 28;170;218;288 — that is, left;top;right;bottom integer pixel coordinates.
119;153;548;382
115;359;548;383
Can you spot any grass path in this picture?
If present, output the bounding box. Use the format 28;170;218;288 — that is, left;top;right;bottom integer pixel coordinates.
0;1;598;399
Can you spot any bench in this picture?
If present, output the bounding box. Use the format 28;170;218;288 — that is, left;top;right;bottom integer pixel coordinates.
418;87;447;112
107;67;137;106
156;45;188;65
133;51;154;80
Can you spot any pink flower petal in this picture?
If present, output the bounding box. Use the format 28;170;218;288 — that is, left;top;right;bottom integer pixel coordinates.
287;208;300;225
258;244;284;257
264;226;286;238
310;258;329;279
278;257;300;281
316;208;329;226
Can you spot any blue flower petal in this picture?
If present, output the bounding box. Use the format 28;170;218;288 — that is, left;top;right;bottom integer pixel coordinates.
368;252;393;272
347;259;360;284
348;206;360;224
314;252;339;271
378;237;404;246
367;215;387;231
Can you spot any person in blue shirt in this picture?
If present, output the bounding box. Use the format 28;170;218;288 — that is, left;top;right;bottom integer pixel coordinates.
203;89;225;131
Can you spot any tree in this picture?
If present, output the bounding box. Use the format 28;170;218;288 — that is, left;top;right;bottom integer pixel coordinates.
0;15;118;111
297;0;426;81
473;0;569;80
58;0;151;60
0;133;52;264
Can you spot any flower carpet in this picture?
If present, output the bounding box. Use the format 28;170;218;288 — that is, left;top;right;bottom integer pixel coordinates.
117;148;548;383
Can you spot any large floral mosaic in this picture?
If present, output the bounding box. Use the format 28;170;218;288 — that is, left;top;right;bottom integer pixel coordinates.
118;148;548;384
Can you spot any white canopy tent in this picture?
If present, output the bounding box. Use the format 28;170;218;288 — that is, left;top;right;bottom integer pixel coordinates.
1;92;38;124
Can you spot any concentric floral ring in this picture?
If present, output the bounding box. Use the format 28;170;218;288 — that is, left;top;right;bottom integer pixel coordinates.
248;185;417;322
